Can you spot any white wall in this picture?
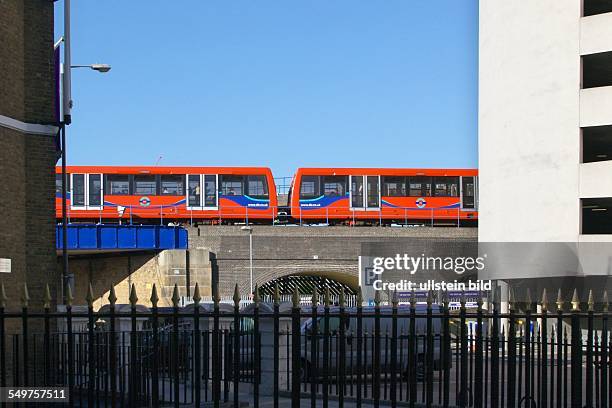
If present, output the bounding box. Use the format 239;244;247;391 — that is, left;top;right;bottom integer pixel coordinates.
479;0;582;242
580;12;612;55
580;161;612;198
580;86;612;127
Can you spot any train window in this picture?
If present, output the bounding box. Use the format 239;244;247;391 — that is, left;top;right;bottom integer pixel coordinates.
72;174;85;206
187;175;201;207
134;175;157;195
300;176;320;199
160;175;185;195
408;177;432;197
433;177;459;197
204;175;217;207
382;176;406;196
105;175;130;195
322;176;347;197
55;174;70;194
221;175;244;196
247;175;268;198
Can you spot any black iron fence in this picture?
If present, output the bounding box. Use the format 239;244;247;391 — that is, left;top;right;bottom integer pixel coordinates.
0;284;610;408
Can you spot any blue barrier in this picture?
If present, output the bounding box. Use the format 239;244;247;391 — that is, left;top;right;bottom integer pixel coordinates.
56;224;188;251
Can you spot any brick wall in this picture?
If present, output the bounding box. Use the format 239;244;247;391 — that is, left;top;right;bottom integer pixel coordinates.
190;226;478;297
0;0;57;312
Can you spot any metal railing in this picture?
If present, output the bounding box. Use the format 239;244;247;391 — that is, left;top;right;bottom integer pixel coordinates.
60;203;477;228
1;284;603;407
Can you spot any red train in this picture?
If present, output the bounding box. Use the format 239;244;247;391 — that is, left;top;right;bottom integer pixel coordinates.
56;166;478;225
55;166;277;223
288;168;478;225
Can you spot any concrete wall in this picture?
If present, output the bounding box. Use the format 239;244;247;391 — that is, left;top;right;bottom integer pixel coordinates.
479;0;582;243
580;12;612;55
0;0;57;311
190;226;477;297
65;249;212;310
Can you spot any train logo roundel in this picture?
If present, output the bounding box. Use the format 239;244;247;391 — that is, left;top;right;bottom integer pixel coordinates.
139;196;151;207
416;197;427;208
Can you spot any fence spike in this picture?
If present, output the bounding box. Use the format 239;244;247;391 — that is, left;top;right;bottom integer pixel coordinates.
460;292;466;308
273;282;280;306
253;284;260;306
150;284;159;308
556;288;563;311
426;290;433;307
0;284;6;309
603;290;609;312
392;290;399;307
526;288;532;310
66;283;73;307
571;288;580;311
129;284;138;307
86;283;95;308
324;287;331;307
339;288;345;307
108;285;117;307
21;283;29;308
356;286;363;306
311;286;318;307
540;288;548;312
233;283;241;307
410;290;416;308
588;289;594;312
374;289;381;306
292;286;300;308
508;286;515;311
193;282;201;306
476;292;483;308
43;283;52;310
172;283;180;308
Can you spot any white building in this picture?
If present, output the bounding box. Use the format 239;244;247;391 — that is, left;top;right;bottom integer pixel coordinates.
479;0;612;284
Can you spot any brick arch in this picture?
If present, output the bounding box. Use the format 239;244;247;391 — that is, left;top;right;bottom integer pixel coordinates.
258;272;359;300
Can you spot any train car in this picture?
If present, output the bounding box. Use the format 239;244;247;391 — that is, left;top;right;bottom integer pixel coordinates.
287;168;478;225
55;166;277;224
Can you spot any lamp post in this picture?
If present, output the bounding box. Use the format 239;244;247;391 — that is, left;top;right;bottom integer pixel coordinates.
241;226;254;295
59;0;111;304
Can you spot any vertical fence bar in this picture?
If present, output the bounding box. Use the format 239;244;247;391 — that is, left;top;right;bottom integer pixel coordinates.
460;296;468;407
391;292;398;408
151;285;160;408
254;286;261;408
172;284;181;408
233;285;240;408
540;289;548;408
443;294;451;408
67;285;75;408
356;289;363;408
291;288;301;408
44;285;51;387
426;291;434;407
129;285;138;407
524;291;532;408
109;287;117;408
323;289;330;408
570;289;582;408
274;285;280;408
339;289;346;408
21;284;29;387
374;291;381;408
507;289;516;408
491;297;499;408
602;291;609;408
310;288;319;408
409;292;416;407
193;284;202;407
86;285;95;407
212;284;220;408
586;290;594;408
556;290;563;408
474;295;483;408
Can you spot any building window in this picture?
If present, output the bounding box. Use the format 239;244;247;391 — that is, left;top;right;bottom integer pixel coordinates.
322;176;347;197
134;175;157;195
582;51;612;89
382;176;406;196
105;175;130;195
582;125;612;163
300;176;320;199
247;175;269;198
408;176;432;196
160;175;185;195
433;177;459;197
582;198;612;234
583;0;612;17
221;175;244;196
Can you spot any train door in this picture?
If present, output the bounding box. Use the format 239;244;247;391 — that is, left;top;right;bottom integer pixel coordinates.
350;176;380;210
70;173;102;210
460;176;476;209
187;174;218;209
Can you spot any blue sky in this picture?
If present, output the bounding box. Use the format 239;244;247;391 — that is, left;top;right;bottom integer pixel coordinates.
54;1;478;177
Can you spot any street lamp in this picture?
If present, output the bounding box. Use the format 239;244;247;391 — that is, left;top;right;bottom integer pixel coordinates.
241;226;254;295
71;64;112;73
59;0;111;304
